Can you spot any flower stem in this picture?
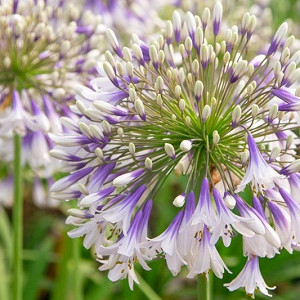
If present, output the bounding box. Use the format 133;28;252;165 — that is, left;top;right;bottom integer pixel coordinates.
197;273;212;300
72;237;83;300
13;133;22;300
136;272;162;300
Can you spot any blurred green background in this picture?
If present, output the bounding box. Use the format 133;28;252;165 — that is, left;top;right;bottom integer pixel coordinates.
1;0;300;299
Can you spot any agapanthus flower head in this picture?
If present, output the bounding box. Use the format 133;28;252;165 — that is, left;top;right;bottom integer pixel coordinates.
0;0;104;136
51;1;300;296
0;0;104;207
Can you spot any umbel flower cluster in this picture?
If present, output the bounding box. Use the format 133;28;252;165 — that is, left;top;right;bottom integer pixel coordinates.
51;2;300;297
0;0;104;206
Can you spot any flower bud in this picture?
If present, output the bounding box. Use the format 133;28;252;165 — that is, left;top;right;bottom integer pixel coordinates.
180;140;192;152
164;143;176;159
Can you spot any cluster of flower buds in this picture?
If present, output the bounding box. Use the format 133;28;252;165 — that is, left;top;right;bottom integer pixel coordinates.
51;1;300;297
0;0;105;207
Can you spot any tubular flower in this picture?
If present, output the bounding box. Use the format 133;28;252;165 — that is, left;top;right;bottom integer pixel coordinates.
51;2;300;296
0;0;104;207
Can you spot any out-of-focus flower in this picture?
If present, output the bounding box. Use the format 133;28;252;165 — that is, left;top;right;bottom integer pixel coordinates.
51;1;300;296
0;0;104;207
83;0;166;36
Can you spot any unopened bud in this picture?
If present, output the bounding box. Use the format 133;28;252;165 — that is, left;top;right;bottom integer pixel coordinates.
173;193;186;207
251;104;259;118
134;98;146;120
286;134;294;150
232;105;241;127
179;99;186;112
175;85;181;98
268;104;278;122
95;147;104;160
213;130;220;146
180;140;192;152
164;143;176;159
241;149;249;164
129;142;135;156
117;127;124;138
202;104;211;122
145;157;153;170
270;147;280;161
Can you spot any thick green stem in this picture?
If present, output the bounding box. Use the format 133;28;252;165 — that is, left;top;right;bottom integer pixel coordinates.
197;273;212;300
13;134;22;300
72;238;83;300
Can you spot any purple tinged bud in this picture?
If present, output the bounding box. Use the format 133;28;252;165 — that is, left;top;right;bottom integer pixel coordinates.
106;29;123;58
213;1;223;36
173;11;181;42
267;22;288;56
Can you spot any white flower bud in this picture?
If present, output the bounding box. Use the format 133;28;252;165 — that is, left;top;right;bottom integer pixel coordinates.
224;194;236;209
134;98;146;120
185;36;193;53
90;125;104;140
251;104;259;118
123;47;132;62
164;143;176;159
172;11;181;40
175;85;181;98
102;120;111;135
180;140;192;152
270;147;281;161
286;134;294;150
280;48;290;65
3;56;11;68
78;183;88;196
117;127;124;138
268;104;278;122
103;62;117;84
106;28;122;56
165;20;173;42
179;99;186;112
145;157;153;170
241;149;249;164
223;52;230;64
116;62;124;77
194;80;203;101
95;147;104;161
284;35;295;49
195;27;203;50
232;105;241;126
202;104;211;122
173;193;185;207
185;116;191;125
158;50;165;65
132;43;143;62
129;142;135;156
192;59;199;75
249;15;256;34
202;7;210;26
53;88;65;100
149;45;158;66
213;130;220;146
76;100;86;115
157;94;163;107
155;76;164;94
67;208;88;218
